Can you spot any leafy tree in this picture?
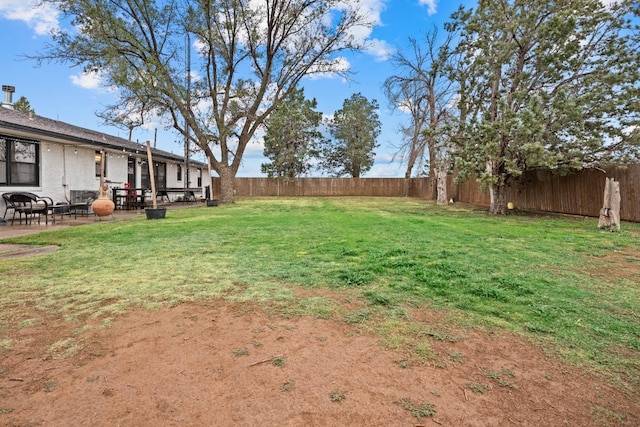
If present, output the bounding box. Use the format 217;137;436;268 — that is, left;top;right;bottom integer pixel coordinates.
36;0;373;203
14;96;35;114
449;0;640;214
261;88;323;179
321;93;381;177
383;27;456;200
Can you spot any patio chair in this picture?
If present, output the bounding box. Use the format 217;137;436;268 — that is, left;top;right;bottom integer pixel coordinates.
3;192;32;224
183;190;196;204
2;192;16;219
6;192;54;225
68;191;97;218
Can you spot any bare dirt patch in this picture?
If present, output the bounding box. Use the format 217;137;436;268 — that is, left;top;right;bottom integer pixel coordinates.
585;248;640;283
1;297;637;426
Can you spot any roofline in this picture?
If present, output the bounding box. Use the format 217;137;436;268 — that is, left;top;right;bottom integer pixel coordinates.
0;117;208;168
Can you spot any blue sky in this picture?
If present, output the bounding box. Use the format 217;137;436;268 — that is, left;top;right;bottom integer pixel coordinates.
0;0;473;177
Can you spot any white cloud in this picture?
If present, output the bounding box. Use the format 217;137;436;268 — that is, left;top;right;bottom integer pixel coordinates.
337;0;386;27
243;139;266;159
365;38;395;62
418;0;438;16
70;70;105;90
359;0;386;25
139;109;170;132
0;0;59;35
336;0;389;61
367;160;404;178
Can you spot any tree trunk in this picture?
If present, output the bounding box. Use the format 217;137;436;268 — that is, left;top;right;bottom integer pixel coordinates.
404;147;417;181
403;178;411;197
598;177;612;228
610;180;621;231
436;167;448;205
598;177;621;231
428;143;437;200
218;165;235;204
489;181;507;215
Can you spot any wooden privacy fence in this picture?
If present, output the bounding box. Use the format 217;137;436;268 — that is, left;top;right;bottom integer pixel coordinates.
209;164;639;222
218;178;421;197
452;165;640;222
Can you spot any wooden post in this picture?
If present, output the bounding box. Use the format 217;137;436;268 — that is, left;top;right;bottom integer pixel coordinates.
146;141;158;209
99;150;105;188
208;157;214;201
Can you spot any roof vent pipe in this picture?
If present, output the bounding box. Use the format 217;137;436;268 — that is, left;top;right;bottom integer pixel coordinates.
2;85;15;109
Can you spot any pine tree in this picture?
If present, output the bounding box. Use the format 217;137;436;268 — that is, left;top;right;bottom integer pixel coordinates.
450;0;640;214
14;96;35;114
261;88;323;179
321;93;381;178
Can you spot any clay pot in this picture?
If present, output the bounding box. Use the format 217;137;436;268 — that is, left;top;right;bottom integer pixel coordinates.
92;185;115;217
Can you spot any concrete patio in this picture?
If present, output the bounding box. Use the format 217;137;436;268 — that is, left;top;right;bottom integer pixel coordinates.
0;203;203;240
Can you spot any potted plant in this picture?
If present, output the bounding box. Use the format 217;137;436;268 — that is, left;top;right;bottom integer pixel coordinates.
144;141;166;220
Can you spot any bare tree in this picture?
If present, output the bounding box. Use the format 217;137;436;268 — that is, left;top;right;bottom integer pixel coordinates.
383;27;457;199
36;0;373;203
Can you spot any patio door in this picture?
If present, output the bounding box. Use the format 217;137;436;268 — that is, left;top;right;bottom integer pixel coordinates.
127;157;136;187
155;162;166;189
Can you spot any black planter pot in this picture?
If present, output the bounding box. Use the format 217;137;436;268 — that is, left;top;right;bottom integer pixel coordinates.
145;207;167;220
206;199;219;207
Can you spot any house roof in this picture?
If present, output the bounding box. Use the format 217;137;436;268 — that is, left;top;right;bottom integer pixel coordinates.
0;107;206;167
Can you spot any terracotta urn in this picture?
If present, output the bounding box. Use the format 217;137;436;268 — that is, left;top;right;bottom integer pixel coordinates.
92;184;115;217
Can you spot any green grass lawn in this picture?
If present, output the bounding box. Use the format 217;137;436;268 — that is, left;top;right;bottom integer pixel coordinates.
1;197;639;389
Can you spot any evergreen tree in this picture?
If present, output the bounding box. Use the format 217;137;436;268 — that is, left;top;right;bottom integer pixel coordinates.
261;88;323;179
14;96;35;114
321;93;381;178
449;0;640;214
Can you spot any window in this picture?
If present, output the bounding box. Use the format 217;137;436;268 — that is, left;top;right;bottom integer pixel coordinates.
0;136;40;186
177;164;182;181
141;160;166;189
95;151;107;177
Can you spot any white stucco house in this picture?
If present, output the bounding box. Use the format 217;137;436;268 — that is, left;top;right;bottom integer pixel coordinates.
1;86;208;217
